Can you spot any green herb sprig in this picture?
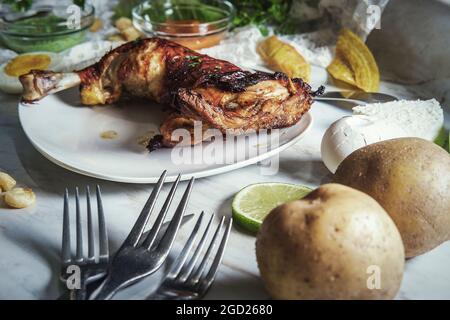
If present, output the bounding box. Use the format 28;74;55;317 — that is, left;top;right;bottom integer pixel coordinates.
185;55;202;68
229;0;293;36
1;0;32;12
112;0;295;36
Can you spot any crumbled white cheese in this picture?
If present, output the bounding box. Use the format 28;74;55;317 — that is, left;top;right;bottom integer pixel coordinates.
352;99;444;141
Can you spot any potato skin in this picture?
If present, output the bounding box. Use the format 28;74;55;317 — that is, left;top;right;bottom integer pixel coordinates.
256;183;404;300
334;138;450;258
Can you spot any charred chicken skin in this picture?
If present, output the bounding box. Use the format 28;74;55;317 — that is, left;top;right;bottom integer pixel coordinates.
20;38;322;150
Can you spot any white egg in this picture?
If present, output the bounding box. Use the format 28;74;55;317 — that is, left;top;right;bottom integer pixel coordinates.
321;116;407;173
0;52;61;94
321;99;444;173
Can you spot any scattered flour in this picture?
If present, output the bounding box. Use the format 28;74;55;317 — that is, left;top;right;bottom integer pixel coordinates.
200;26;333;70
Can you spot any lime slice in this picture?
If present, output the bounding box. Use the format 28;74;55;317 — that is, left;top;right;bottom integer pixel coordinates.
232;183;312;234
447;130;450;153
434;127;447;148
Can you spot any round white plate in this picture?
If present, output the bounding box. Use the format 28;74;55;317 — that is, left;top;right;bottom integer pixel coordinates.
18;72;319;183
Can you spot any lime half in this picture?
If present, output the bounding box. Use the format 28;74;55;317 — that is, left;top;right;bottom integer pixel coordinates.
448;130;450;153
434;127;447;148
232;183;312;234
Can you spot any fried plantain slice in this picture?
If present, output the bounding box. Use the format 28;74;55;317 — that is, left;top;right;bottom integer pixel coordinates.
258;35;311;82
327;29;380;92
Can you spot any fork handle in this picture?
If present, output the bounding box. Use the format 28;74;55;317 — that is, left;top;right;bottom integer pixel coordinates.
314;96;365;104
89;276;123;300
70;286;87;300
68;275;88;300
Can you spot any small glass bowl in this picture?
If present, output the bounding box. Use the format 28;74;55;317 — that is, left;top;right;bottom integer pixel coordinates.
0;4;95;53
132;0;235;50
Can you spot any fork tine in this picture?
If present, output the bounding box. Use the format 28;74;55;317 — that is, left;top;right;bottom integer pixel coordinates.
142;174;181;249
188;216;225;283
96;185;108;260
75;187;83;261
86;186;95;259
62;188;71;263
168;211;205;278
124;171;167;247
155;177;194;253
198;218;232;294
177;213;214;281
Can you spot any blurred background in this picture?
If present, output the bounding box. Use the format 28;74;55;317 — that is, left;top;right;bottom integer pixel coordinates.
0;0;449;107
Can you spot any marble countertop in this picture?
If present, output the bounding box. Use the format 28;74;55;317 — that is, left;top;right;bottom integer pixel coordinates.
1;80;449;300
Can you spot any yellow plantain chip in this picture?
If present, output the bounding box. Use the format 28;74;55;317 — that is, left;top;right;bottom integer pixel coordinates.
329;78;361;99
257;35;311;82
327;29;380;92
327;57;357;86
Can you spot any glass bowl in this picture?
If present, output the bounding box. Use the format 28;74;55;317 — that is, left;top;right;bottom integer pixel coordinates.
0;4;95;53
132;0;235;50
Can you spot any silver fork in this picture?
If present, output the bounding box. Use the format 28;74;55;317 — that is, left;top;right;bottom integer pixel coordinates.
90;171;194;300
313;90;398;110
249;68;397;105
315;90;397;104
148;212;232;300
60;185;109;300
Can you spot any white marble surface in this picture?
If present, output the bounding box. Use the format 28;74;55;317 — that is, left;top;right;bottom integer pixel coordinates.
0;79;449;300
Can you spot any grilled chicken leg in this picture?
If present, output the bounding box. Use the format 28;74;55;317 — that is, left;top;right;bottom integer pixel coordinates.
20;38;323;150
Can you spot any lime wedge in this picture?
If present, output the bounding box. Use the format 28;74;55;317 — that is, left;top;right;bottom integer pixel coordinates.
232;183;312;234
448;131;450;153
434;127;447;148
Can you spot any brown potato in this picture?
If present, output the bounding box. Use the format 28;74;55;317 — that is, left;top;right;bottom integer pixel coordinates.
256;183;404;300
334;138;450;258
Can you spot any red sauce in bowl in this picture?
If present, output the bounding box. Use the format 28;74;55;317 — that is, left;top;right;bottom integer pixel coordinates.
156;19;225;50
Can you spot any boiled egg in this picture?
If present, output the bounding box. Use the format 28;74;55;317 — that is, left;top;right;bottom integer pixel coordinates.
321;116;407;173
321;99;444;173
0;52;61;94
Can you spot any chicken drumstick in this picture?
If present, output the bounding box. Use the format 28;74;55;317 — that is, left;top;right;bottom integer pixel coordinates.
20;38;322;150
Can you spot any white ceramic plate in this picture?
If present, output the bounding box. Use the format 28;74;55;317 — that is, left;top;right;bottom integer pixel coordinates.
18;88;312;183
